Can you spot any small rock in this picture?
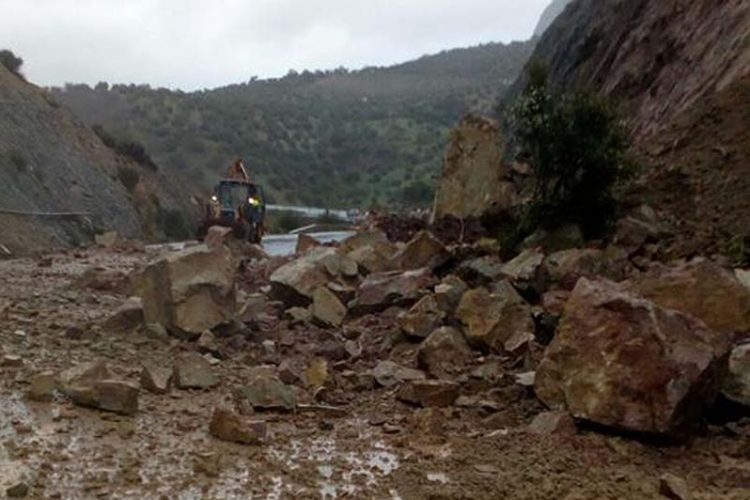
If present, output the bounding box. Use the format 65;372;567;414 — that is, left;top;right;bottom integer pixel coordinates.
372;361;426;388
209;407;266;445
235;375;297;411
514;371;535;387
659;474;691;500
95;231;119;248
197;330;220;355
285;307;312;324
28;372;58;402
390;230;450;271
68;380;139;416
140;362;173;394
59;360;110;392
174;352;219;390
397;380;459;408
12;330;27;340
2;355;23;367
6;482;29;498
304;358;329;389
528;411;577;436
278;359;301;385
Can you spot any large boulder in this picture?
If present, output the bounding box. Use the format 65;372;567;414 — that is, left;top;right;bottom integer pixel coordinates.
432;115;517;219
390;231;450;271
136;245;236;339
455;287;535;354
350;268;436;315
723;343;750;407
270;247;357;307
629;259;750;336
535;278;731;441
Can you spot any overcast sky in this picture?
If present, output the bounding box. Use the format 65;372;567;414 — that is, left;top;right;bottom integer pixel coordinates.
0;0;550;90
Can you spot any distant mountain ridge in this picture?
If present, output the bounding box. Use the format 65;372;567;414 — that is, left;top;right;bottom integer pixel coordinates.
51;40;535;209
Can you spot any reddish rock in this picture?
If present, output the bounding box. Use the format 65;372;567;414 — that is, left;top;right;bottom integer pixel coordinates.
535;278;731;441
628;259;750;336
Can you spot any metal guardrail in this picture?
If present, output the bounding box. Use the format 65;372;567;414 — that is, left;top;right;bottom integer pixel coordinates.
0;208;91;217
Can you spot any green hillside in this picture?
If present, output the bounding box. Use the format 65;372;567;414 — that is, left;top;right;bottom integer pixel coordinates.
52;40;533;209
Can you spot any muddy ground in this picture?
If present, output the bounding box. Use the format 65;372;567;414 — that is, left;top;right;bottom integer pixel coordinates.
1;246;749;499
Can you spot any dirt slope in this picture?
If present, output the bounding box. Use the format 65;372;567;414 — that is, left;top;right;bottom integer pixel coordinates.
0;65;196;255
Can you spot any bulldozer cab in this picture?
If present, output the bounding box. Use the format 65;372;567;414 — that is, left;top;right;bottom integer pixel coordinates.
198;179;266;243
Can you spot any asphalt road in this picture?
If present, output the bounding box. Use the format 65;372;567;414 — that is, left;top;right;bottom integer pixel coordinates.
262;231;355;256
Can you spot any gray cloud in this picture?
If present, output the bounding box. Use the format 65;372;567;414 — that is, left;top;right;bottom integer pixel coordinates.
0;0;550;90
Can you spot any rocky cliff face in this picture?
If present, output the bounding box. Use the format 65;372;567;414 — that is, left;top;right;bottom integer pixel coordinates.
533;0;574;38
0;65;195;255
512;0;750;257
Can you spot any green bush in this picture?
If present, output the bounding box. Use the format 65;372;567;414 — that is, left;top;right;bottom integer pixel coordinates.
510;64;633;238
0;49;24;79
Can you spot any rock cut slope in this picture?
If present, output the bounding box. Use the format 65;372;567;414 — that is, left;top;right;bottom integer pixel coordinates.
0;64;195;254
510;0;750;257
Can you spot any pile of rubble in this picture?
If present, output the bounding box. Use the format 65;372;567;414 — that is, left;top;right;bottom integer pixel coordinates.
23;205;746;452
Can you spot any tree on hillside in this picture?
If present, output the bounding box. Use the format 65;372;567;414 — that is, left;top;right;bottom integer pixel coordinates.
0;49;24;79
510;62;633;237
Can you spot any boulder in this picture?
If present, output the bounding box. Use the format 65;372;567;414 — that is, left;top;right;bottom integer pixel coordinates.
234;375;296;411
136;245;236;339
140;362;173;394
456;288;535;354
197;330;220;355
372;361;426;388
68;380;139;416
723;343;750;407
340;231;398;274
102;297;144;333
396;380;460;408
521;224;584;254
543;248;625;291
500;248;544;285
417;327;473;378
399;295;445;340
204;226;233;251
270;247;355;307
296;233;321;254
535;278;731;441
434;275;469;315
350;268;436;315
457;256;505;286
59;360;110;393
311;287;347;328
659;474;691;500
174;353;218;390
629;259;750;335
390;231;450;271
613;216;662;256
285;307;312;325
209;407;266;445
432;115;517;219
